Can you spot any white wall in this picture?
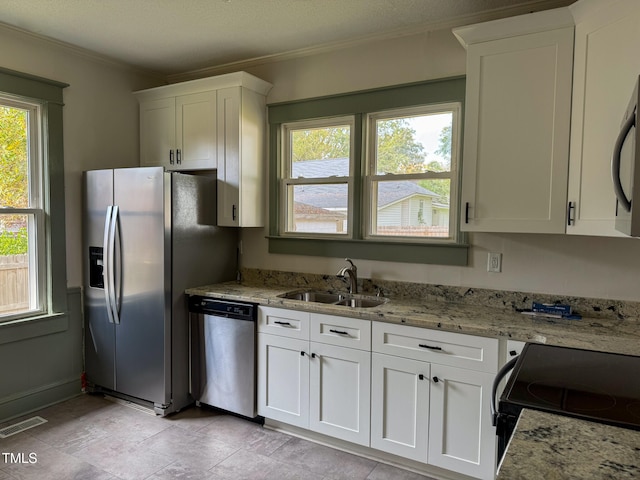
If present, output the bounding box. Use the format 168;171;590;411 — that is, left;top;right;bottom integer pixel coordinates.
209;27;640;302
0;25;161;288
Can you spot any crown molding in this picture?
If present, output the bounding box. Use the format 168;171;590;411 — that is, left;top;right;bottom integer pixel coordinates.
0;21;164;82
167;0;574;83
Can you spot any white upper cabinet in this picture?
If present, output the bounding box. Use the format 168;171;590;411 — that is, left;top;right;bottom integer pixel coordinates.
454;9;574;233
135;72;272;226
566;0;640;236
139;91;217;170
216;86;269;227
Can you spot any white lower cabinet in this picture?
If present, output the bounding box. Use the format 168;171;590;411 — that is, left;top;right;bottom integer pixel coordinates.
428;364;496;480
371;321;498;480
309;342;370;445
257;307;371;446
257;333;309;428
258;307;499;480
370;353;430;463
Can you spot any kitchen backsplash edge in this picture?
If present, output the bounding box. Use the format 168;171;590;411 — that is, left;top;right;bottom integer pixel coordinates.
239;268;640;323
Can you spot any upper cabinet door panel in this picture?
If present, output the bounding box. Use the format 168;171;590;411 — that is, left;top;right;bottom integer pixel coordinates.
567;0;640;236
460;26;574;233
140;98;175;168
176;91;218;170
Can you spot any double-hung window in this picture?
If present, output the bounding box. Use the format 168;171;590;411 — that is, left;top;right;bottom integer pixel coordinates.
0;68;67;323
365;104;459;240
269;77;467;265
282;117;355;236
0;97;45;318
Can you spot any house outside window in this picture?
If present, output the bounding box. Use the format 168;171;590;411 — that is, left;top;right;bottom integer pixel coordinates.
0;68;67;323
268;77;468;265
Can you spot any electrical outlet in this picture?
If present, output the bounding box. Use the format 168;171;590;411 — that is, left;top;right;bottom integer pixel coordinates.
487;252;502;273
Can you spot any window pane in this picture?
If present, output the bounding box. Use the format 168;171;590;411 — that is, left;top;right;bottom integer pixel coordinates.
0;105;29;208
371;180;450;238
0;214;32;316
288;184;348;234
375;112;452;175
290;125;350;178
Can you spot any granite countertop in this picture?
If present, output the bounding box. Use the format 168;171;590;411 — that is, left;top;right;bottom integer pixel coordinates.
498;409;640;479
185;280;640;356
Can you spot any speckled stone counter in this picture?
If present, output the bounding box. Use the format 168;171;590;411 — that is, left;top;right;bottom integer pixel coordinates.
185;272;640;356
498;409;640;479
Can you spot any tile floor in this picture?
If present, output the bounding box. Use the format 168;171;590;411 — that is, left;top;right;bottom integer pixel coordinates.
0;394;436;480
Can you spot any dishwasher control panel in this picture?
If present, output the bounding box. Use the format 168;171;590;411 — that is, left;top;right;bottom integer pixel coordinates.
188;296;255;320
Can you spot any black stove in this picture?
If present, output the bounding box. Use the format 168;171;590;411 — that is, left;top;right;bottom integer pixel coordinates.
494;343;640;461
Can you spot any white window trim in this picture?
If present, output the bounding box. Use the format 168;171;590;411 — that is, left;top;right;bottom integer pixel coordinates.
280;115;356;239
363;102;462;243
0;96;48;321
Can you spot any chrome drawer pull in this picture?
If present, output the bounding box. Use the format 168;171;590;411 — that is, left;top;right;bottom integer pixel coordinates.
419;344;442;351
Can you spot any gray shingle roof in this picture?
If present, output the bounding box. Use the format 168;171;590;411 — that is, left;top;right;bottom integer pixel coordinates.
291;158;439;209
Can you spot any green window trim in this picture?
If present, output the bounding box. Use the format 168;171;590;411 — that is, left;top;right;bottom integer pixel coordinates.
268;76;468;266
0;67;69;322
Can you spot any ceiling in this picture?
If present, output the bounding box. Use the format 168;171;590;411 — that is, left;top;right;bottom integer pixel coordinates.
0;0;574;76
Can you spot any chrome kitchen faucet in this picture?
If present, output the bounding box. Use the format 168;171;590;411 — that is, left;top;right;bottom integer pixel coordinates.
337;258;358;294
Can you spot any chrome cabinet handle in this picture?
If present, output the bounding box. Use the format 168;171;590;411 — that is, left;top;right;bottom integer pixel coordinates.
176;148;181;164
169;149;174;165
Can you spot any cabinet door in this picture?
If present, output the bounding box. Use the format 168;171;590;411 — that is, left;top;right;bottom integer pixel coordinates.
428;364;496;480
217;86;266;227
567;0;640;236
309;342;370;446
370;353;429;463
217;87;242;226
140;98;175;168
257;333;309;428
175;91;217;170
461;27;573;233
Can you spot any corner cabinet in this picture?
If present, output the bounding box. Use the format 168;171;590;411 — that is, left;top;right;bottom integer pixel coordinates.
566;0;640;236
453;8;574;233
134;72;272;227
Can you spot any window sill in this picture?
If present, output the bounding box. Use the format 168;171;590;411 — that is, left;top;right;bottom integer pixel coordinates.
267;236;468;265
0;312;68;345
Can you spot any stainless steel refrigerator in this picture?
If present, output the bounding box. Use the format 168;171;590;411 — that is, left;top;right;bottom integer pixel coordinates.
83;166;238;415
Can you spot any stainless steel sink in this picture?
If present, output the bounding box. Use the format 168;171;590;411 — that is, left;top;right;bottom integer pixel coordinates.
278;290;388;308
279;290;345;303
335;297;387;308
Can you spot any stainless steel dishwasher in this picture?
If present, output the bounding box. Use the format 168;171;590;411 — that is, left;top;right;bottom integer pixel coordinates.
188;295;257;418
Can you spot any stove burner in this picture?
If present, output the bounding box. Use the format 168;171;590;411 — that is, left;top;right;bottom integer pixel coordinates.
526;380;617;413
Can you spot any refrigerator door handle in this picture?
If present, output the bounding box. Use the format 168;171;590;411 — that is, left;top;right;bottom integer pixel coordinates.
103;206;115;324
108;205;121;325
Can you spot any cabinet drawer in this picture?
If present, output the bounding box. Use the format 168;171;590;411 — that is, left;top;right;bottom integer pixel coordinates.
372;322;498;373
258;307;309;340
310;314;371;351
